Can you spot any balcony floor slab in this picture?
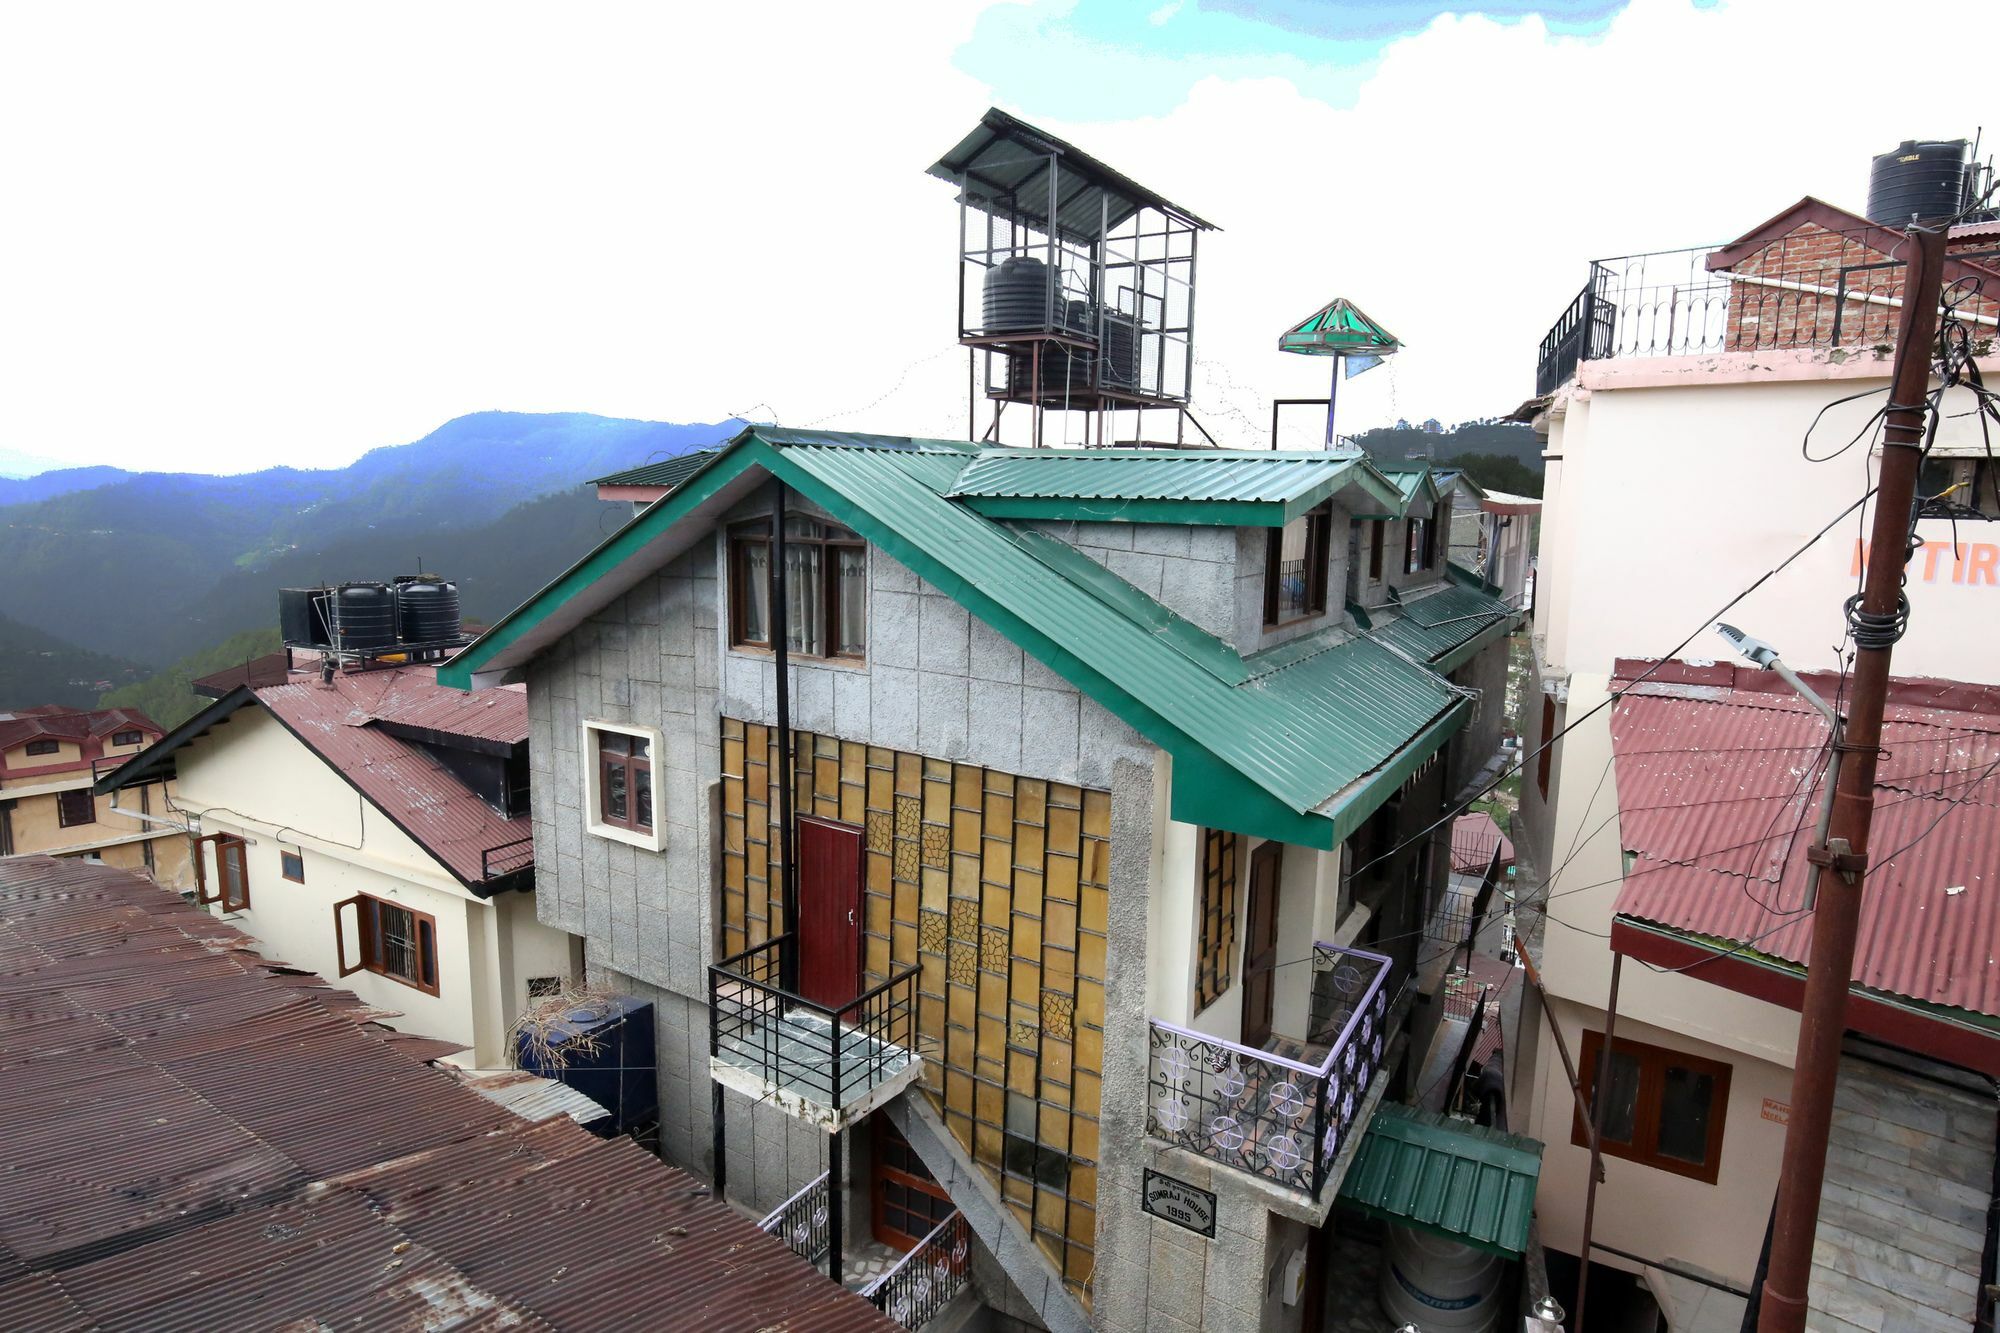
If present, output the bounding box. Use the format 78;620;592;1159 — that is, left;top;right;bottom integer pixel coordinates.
711;1006;920;1133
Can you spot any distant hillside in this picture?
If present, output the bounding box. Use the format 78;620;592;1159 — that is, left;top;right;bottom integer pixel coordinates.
0;465;135;506
99;626;285;729
0;411;733;663
0;610;148;712
1351;418;1543;497
149;485;615;665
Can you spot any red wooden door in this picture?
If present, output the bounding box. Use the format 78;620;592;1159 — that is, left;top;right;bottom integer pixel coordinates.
797;816;863;1008
1240;841;1283;1048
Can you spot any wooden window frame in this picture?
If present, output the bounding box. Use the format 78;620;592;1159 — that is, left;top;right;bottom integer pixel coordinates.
1537;696;1556;800
582;721;664;851
24;738;59;757
1404;516;1428;575
1571;1030;1732;1184
334;892;441;997
112;730;144;747
727;515;868;661
196;833;251;912
280;846;305;882
1262;503;1333;628
56;788;96;828
1368;519;1385;581
1194;828;1239;1012
595;730;653;835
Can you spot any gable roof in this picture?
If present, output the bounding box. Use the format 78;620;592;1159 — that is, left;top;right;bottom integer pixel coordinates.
1373;577;1519;674
0;856;893;1333
0;706;158;752
96;666;531;892
1705;195;2000;290
441;427;1501;848
592;448;721;492
946;448;1402;525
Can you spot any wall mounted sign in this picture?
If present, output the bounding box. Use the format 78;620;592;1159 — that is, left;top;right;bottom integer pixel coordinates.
1761;1097;1791;1125
1142;1169;1216;1238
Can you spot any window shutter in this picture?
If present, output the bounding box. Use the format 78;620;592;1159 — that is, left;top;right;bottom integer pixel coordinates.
333;895;366;976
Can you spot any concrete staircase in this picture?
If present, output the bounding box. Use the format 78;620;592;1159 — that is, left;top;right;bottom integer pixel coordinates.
885;1092;1091;1333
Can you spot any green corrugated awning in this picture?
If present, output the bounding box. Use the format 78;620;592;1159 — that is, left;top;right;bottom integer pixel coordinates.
1337;1103;1543;1258
1373;580;1520;675
947;449;1403;526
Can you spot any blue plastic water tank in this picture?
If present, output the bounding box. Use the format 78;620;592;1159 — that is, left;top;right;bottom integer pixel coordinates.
514;994;657;1136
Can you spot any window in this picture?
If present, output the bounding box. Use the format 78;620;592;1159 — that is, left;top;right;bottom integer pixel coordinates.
1921;455;2000;519
1537;696;1556;801
335;893;440;995
585;722;663;850
280;846;305;882
1572;1030;1732;1183
112;730;144;747
1405;516;1429;574
526;975;564;999
56;788;95;828
1263;503;1332;626
1195;828;1239;1011
596;730;653;833
729;515;867;659
1368;520;1385;581
197;834;250;912
25;738;58;757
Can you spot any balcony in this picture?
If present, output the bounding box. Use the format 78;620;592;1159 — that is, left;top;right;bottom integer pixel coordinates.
708;934;921;1131
1147;944;1396;1203
1533;223;2000;394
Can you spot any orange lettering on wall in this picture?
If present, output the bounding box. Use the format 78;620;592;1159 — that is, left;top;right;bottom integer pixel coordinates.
1921;540;1948;583
1851;539;1867;577
1971;544;2000;587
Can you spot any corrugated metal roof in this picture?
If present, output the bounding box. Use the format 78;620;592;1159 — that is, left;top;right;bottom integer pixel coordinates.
0;856;895;1333
1374;581;1519;672
951;449;1364;502
257;671;530;887
777;441;1465;840
0;706;159;752
1337;1102;1543;1257
1451;812;1514;873
927;106;1217;240
591;449;718;490
1607;674;2000;1018
449;1066;612;1126
446;428;1479;846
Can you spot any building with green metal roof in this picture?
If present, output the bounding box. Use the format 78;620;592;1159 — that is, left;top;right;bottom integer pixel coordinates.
444;425;1523;1330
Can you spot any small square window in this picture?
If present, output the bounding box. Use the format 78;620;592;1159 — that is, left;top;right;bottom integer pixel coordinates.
112;730;144;747
57;788;95;828
527;976;564;999
281;847;305;882
585;723;663;850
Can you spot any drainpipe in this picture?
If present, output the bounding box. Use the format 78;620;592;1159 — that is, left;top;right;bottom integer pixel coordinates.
774;481;798;998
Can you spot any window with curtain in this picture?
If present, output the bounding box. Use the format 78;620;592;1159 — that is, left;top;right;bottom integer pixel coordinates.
729;515;867;660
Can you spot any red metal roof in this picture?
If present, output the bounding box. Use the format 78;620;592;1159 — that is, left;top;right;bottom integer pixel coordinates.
0;705;159;752
254;667;529;886
190;650;292;697
1451;811;1514;874
0;857;895;1332
1606;664;2000;1019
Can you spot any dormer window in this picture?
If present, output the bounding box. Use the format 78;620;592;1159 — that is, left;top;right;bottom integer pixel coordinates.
729;516;867;660
1262;503;1332;628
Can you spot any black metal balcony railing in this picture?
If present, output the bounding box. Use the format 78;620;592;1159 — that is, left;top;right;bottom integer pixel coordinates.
708;934;919;1110
758;1170;831;1267
481;835;535;880
1533;227;2000;393
1147;944;1394;1200
865;1211;971;1329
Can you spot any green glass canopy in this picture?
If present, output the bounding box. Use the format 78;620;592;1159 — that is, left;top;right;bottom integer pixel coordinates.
1279;297;1402;357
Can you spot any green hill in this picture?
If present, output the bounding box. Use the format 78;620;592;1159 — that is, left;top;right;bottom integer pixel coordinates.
98;627;284;729
0;612;148;712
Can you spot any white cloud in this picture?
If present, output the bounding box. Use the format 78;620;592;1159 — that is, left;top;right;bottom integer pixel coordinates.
2;0;1995;471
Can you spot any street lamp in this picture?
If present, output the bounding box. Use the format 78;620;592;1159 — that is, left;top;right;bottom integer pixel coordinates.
1716;625;1844;909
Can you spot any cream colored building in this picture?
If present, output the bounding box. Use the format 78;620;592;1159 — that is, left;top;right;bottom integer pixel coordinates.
1515;193;2000;1319
97;663;578;1066
0;705;190;885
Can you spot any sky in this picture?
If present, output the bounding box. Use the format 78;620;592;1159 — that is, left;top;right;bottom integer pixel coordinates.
1;0;1994;474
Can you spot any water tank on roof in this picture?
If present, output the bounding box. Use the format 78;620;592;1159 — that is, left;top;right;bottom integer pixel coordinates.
1868;139;1969;226
394;575;461;644
513;995;657;1137
983;255;1058;332
331;582;397;651
278;587;332;647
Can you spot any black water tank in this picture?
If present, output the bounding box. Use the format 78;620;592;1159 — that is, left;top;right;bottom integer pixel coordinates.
278;587;331;646
1099;310;1141;388
332;582;397;650
1868;139;1969;226
395;576;462;644
983;256;1057;332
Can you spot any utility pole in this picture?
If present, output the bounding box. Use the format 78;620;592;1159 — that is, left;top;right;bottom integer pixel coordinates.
1757;223;1948;1333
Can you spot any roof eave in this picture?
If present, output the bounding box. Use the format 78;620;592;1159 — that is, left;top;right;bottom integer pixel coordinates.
92;687;260;796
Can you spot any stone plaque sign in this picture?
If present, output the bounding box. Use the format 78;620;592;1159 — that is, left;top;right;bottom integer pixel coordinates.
1142;1169;1216;1238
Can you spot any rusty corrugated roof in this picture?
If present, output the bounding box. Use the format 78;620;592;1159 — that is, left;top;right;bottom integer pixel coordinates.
0;706;159;751
0;857;895;1333
1606;669;2000;1018
253;668;527;886
1450;812;1514;874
